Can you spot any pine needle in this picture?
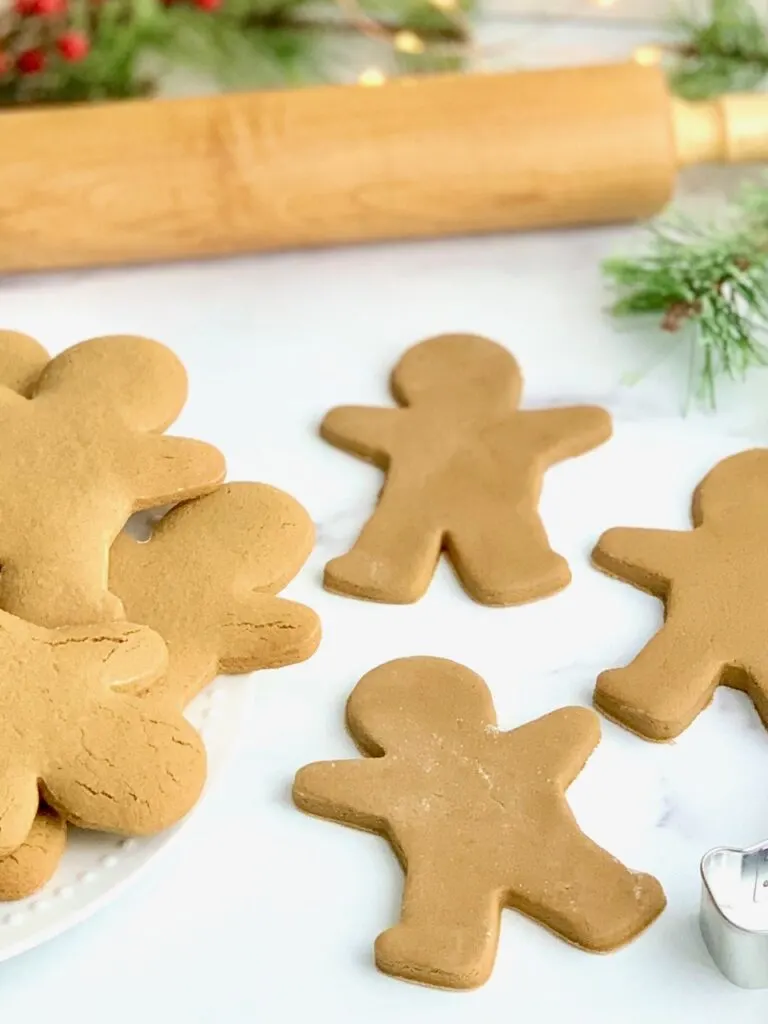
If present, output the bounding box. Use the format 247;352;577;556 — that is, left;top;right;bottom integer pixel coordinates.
603;193;768;406
0;0;473;105
668;0;768;100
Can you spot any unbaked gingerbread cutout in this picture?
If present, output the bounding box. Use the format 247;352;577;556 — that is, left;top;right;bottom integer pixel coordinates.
593;449;768;740
294;657;664;989
0;332;225;626
321;334;612;605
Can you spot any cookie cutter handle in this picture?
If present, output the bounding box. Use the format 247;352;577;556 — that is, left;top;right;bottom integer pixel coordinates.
701;841;768;988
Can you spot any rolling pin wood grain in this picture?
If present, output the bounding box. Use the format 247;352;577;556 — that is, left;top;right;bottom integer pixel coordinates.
0;61;766;272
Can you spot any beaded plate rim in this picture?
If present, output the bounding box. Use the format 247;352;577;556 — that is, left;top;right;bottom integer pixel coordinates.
0;674;249;962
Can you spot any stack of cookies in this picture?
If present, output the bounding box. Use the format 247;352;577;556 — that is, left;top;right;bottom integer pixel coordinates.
0;330;320;901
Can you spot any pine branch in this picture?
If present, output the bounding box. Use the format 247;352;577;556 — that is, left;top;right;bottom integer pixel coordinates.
0;0;473;105
603;190;768;405
668;0;768;100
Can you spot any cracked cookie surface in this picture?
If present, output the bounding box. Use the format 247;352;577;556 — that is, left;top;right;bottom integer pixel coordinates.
0;482;320;899
0;611;206;857
112;481;320;705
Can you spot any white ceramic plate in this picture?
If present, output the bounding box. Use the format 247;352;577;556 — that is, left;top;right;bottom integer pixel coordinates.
0;672;249;962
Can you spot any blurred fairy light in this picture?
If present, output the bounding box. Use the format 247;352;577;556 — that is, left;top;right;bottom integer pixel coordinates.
358;67;387;86
633;44;662;66
349;0;665;90
394;30;426;54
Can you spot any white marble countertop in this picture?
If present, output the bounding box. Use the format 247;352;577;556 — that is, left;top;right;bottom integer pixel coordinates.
3;11;768;1024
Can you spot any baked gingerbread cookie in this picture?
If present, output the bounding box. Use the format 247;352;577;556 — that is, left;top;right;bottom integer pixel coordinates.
294;657;664;989
0;612;206;856
0;482;320;899
0;809;68;902
321;334;612;605
0;330;49;396
112;482;320;706
593;449;768;740
0;332;225;626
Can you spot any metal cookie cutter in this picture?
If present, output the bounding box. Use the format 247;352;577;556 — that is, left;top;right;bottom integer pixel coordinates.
701;839;768;987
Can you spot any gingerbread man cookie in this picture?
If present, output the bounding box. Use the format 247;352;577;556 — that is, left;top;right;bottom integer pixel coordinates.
0;612;206;856
294;657;664;989
593;449;768;740
0;332;225;626
0;809;67;902
0;482;320;899
321;334;612;605
0;330;49;396
112;482;320;705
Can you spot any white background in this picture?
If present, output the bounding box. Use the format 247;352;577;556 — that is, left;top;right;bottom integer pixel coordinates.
4;4;768;1022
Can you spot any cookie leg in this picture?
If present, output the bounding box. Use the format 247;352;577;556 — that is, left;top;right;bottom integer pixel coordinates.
43;706;206;836
510;827;665;951
595;625;723;740
375;865;500;989
446;511;569;605
324;489;441;603
728;658;768;732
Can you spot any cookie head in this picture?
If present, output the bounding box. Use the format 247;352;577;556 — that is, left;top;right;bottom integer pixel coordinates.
34;335;188;433
145;482;315;596
391;334;522;411
347;657;497;755
693;449;768;528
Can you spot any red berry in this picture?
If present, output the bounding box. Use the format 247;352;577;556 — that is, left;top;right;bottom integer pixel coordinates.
56;31;89;61
16;48;46;73
195;0;221;10
33;0;67;14
13;0;38;15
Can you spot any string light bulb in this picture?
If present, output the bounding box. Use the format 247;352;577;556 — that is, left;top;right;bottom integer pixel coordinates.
394;29;426;54
358;67;386;86
633;44;662;67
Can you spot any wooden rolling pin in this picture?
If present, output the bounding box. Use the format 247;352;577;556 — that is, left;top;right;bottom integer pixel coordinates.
2;60;768;273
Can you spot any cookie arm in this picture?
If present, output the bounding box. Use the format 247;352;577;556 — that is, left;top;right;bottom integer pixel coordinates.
502;707;600;787
321;406;402;465
43;699;206;836
218;594;321;673
523;406;612;464
593;526;689;596
129;434;226;509
293;758;391;832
